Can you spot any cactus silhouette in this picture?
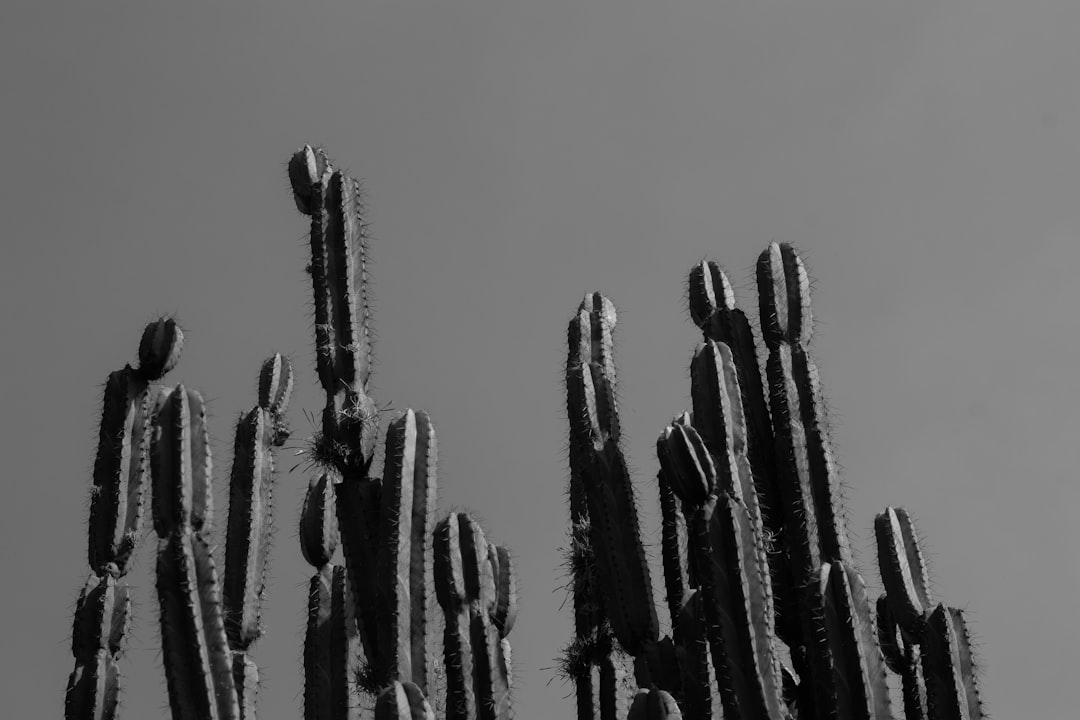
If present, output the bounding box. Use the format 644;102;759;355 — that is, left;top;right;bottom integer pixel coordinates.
66;148;980;719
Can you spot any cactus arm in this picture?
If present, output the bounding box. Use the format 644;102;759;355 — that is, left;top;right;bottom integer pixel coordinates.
153;385;239;720
375;681;436;720
922;605;985;720
875;507;934;635
68;319;181;720
377;409;438;690
566;293;658;657
627;687;683;720
221;354;293;717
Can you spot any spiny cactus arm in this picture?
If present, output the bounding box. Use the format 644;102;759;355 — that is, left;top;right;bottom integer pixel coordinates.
152;385;239;720
289;146;378;473
301;470;360;720
377;409;438;691
151;385;214;537
335;470;383;665
488;544;517;638
688;492;786;720
688;262;798;646
69;318;182;720
875;507;934;635
820;562;894;720
434;514;479;720
434;513;515;720
627;687;683;720
375;681;436;720
566;293;658;657
921;605;984;720
756;242;812;350
221;354;293;717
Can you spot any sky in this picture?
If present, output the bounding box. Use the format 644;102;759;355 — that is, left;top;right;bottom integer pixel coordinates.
2;1;1077;717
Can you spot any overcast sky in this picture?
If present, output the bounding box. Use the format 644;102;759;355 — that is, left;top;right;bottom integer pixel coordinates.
2;2;1077;717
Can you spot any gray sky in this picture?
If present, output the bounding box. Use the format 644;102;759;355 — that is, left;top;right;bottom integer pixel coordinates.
2;2;1076;717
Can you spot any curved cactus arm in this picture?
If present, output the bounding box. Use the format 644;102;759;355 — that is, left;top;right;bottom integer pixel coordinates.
875;507;934;635
566;293;658;657
152;385;239;720
377;409;438;690
222;354;294;717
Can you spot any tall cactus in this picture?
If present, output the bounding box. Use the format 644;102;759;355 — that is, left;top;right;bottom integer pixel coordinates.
560;244;983;720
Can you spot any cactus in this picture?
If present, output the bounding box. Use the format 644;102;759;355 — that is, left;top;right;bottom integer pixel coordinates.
559;247;983;720
67;147;982;720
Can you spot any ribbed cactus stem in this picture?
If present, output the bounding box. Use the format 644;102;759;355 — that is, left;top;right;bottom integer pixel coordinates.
875;507;934;635
378;409;438;690
435;513;514;720
922;605;984;720
68;318;181;720
221;355;293;717
304;564;362;720
152;385;239;720
566;292;658;657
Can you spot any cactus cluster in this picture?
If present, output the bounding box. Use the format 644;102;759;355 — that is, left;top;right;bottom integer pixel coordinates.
65;147;517;720
560;245;984;719
65;147;982;720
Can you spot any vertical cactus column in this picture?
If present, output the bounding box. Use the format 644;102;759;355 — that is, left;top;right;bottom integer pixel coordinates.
434;513;514;720
301;472;361;720
564;292;658;720
222;354;295;717
875;507;984;720
66;318;183;720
